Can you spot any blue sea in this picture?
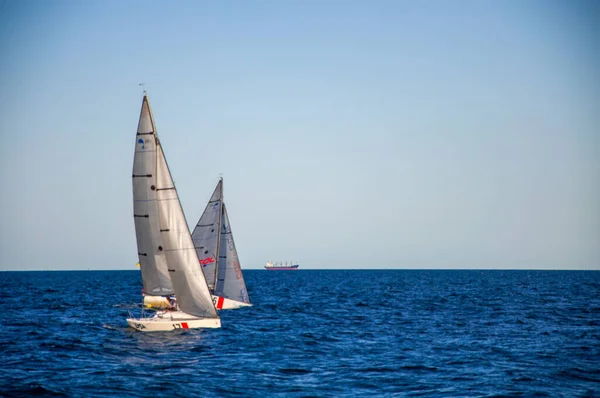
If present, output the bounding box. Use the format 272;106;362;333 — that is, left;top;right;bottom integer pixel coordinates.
0;270;598;397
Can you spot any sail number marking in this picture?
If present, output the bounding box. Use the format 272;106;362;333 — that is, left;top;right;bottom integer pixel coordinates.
200;257;215;266
233;259;243;280
212;296;225;310
172;323;189;329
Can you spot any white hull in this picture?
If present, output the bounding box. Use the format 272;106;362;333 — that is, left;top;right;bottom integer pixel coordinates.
213;295;252;310
127;310;221;332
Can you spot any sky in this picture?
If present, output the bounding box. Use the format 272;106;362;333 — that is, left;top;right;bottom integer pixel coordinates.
0;0;598;270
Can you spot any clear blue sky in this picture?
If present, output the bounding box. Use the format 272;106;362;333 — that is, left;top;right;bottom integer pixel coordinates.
0;0;598;270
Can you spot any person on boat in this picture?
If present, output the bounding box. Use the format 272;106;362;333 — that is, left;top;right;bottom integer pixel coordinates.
167;296;177;311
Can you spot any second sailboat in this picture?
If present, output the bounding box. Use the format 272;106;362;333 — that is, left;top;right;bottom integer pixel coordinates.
192;179;252;310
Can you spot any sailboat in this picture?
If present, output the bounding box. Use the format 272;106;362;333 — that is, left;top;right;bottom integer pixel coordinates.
127;93;220;331
191;179;252;310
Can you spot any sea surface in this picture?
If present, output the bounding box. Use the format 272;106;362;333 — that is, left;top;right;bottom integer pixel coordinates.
0;270;598;397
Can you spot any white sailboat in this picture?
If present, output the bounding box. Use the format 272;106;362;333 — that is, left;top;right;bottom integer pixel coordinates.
191;179;252;310
131;92;173;310
127;93;220;331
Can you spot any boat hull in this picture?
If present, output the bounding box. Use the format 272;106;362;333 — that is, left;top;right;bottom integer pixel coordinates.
213;295;252;310
264;267;299;270
127;310;221;332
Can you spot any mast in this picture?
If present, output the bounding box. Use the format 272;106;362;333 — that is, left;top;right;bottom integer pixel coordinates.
213;177;224;290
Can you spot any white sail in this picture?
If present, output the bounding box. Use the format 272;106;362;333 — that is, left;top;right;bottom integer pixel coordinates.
215;203;251;304
191;180;222;290
132;95;173;296
155;141;218;318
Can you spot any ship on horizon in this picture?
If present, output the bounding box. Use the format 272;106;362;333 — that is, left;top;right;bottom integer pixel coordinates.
265;261;299;270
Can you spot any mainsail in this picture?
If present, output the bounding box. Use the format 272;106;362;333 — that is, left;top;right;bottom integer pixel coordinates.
132;96;173;296
190;180;223;290
154;139;218;318
215;203;251;304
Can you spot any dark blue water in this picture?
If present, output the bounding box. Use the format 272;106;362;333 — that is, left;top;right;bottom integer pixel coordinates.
0;270;598;397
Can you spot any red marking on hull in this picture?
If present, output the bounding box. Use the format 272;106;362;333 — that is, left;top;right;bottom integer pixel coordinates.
181;322;189;329
216;296;224;309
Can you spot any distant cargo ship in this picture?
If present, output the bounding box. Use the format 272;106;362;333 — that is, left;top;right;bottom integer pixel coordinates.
265;261;299;270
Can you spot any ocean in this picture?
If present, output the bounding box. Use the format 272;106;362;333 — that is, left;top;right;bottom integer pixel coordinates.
0;270;598;397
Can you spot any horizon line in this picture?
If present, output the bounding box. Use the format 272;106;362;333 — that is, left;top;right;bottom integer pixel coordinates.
1;268;598;272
